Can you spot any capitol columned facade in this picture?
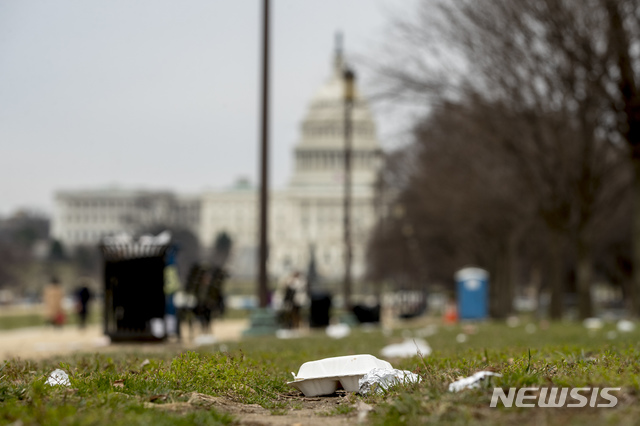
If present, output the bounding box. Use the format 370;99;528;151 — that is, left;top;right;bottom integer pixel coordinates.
51;46;383;281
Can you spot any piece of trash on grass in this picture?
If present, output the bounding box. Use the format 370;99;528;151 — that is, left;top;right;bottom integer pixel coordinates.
506;316;520;328
583;317;603;330
358;368;421;395
288;354;392;397
45;369;70;386
456;333;468;343
113;379;125;388
140;359;151;368
617;319;635;333
448;371;501;392
415;324;438;338
276;329;301;339
326;323;351;339
194;334;217;347
380;338;432;358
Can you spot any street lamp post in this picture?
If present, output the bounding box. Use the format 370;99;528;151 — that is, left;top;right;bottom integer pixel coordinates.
343;67;355;311
258;0;270;308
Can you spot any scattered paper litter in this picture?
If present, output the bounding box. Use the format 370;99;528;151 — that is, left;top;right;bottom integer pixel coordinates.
45;369;71;386
194;334;217;347
617;319;635;333
415;324;438;338
448;371;501;392
583;317;603;330
358;368;421;395
276;329;301;339
456;333;468;343
326;323;351;339
380;338;431;358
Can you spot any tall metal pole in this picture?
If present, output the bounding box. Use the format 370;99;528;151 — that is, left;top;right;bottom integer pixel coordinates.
258;0;270;308
343;68;355;311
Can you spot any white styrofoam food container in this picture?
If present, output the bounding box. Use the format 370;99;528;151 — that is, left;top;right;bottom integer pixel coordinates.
288;354;393;397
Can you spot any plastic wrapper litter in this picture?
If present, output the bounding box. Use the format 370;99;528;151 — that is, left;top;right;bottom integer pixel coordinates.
45;369;71;386
358;367;421;395
448;371;501;392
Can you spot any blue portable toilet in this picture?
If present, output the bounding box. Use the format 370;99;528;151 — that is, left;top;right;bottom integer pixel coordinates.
455;267;489;320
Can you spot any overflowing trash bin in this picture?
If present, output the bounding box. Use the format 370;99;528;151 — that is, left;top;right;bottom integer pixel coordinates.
309;292;332;328
100;232;172;342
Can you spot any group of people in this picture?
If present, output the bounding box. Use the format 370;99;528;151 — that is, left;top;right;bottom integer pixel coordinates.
42;276;92;328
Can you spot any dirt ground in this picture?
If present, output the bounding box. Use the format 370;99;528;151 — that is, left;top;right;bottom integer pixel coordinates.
0;318;249;361
143;391;366;426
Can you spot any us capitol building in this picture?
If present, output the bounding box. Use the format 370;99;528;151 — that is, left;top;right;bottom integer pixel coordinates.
51;45;383;281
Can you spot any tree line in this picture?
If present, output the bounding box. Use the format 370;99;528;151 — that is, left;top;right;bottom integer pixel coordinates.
367;0;640;319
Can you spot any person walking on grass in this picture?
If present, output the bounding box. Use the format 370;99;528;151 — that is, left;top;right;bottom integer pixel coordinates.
75;284;92;329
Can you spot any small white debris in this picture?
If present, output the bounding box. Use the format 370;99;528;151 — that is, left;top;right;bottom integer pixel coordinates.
448;371;501;392
617;319;635;333
381;338;431;358
276;329;301;339
415;324;438;338
506;316;520;328
456;333;468;343
606;331;618;340
583;317;603;330
358;368;421;395
326;323;351;339
194;334;217;347
45;369;70;386
140;359;151;368
525;323;537;334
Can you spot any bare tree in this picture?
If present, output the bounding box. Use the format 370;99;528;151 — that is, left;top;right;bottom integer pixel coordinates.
371;0;629;319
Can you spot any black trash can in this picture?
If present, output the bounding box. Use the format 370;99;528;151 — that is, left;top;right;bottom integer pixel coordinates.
101;241;171;342
309;292;332;328
353;304;381;324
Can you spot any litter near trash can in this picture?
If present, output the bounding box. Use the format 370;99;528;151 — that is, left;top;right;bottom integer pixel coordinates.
358;367;421;395
288;354;392;397
326;323;351;339
100;231;174;342
45;369;70;386
448;371;501;392
380;338;432;358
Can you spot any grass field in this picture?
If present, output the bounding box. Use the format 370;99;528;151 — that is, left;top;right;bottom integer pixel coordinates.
1;318;639;425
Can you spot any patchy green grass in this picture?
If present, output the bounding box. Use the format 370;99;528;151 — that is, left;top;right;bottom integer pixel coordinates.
2;319;640;424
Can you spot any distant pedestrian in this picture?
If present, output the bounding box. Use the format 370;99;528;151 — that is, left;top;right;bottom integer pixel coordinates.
75;285;92;329
281;271;307;329
43;277;65;327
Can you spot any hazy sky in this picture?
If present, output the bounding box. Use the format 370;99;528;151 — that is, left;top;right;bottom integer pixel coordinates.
0;0;414;216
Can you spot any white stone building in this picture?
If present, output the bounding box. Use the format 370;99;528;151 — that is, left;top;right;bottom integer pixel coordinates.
201;48;382;280
51;189;200;246
51;45;383;281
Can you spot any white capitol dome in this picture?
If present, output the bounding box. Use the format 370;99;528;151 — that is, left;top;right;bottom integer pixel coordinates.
290;45;382;188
